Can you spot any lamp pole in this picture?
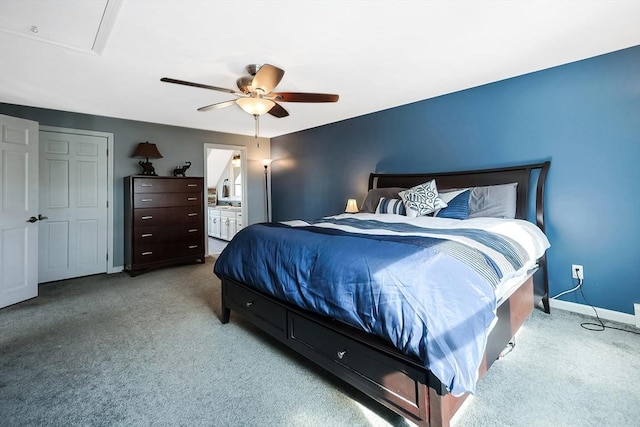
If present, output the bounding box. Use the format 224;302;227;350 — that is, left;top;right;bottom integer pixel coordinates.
264;164;269;222
262;159;272;222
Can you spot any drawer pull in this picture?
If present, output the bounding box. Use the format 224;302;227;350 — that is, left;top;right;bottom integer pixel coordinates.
337;350;347;359
187;213;198;217
141;233;153;237
187;184;198;187
141;251;153;256
141;216;153;220
141;198;153;202
245;301;253;307
141;183;152;187
188;228;198;233
188;245;198;249
187;197;198;201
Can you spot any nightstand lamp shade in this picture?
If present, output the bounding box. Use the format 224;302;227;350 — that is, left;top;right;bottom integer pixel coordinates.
345;198;359;213
132;141;163;176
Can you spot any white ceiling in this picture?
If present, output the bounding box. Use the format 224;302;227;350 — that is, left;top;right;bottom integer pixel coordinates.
1;1;639;138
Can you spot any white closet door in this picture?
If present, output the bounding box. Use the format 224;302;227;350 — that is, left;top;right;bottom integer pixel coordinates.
38;131;108;283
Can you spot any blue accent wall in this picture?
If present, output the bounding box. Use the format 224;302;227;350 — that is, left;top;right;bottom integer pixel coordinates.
271;46;640;315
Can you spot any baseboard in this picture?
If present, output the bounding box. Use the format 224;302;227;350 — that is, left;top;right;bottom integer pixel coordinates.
548;299;637;326
109;265;124;273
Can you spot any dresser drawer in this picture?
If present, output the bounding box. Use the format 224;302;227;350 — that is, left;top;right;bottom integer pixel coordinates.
165;223;203;240
133;226;163;244
225;283;287;340
133;209;167;227
132;244;163;265
164;240;204;259
133;178;203;193
134;193;202;208
165;206;203;223
289;313;422;416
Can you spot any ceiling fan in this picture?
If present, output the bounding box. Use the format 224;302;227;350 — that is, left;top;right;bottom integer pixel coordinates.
161;64;339;137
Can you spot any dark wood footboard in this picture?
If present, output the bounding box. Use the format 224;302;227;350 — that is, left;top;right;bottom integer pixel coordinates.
220;272;535;427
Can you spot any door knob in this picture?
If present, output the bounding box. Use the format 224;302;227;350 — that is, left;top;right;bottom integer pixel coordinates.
26;216;38;223
38;214;49;220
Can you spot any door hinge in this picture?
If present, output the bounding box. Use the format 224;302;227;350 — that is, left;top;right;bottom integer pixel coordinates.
106;253;109;261
106;200;109;208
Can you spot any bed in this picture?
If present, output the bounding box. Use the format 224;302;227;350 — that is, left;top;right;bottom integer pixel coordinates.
214;161;550;427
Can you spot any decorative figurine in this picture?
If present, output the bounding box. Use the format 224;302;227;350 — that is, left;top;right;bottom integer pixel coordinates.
138;160;157;176
173;162;191;177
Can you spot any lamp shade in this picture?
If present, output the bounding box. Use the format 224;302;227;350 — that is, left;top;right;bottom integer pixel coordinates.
237;97;275;115
132;142;163;159
345;198;359;213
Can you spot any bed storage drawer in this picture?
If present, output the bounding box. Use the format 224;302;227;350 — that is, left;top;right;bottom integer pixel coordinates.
224;282;287;340
288;313;425;418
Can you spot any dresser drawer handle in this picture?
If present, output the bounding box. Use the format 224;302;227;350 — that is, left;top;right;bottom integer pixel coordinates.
187;184;198;187
141;216;153;220
141;233;153;237
187;197;198;201
141;251;153;256
141;183;152;187
188;245;198;249
188;228;198;233
141;198;153;202
187;213;198;217
245;301;253;307
337;350;347;359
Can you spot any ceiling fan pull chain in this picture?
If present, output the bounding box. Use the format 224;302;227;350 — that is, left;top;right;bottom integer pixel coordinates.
254;114;260;146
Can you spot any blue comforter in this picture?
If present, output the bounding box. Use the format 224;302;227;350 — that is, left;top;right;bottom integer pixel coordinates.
214;217;529;396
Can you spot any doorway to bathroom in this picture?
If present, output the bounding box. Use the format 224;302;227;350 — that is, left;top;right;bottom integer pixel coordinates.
204;143;247;256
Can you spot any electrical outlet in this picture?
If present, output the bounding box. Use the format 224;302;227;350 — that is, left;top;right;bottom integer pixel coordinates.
572;264;584;280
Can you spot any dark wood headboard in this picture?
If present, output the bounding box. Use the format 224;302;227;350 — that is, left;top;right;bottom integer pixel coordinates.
369;161;550;230
368;161;551;312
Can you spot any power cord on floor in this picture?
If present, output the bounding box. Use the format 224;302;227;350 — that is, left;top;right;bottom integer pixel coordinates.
577;287;640;335
552;267;640;336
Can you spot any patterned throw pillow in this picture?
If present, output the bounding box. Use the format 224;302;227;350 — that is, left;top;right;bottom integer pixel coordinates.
375;198;407;215
399;179;448;217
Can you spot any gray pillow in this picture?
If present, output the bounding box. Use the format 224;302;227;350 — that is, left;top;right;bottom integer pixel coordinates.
469;183;518;219
360;187;406;213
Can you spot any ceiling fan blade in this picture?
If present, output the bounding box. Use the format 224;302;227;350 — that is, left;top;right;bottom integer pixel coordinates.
161;77;244;96
267;102;289;118
197;100;237;112
271;92;339;103
251;64;285;94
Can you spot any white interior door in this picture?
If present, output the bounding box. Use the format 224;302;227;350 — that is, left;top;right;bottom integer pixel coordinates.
0;114;39;308
38;131;108;283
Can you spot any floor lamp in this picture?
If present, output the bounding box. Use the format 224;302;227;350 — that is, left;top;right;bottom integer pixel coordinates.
262;159;272;222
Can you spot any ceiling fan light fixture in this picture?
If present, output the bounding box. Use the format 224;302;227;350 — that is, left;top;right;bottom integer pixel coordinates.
237;97;275;115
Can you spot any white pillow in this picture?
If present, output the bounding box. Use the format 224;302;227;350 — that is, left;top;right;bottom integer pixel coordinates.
398;179;448;217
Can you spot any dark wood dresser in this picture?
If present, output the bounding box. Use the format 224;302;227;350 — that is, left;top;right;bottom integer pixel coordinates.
124;176;205;275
